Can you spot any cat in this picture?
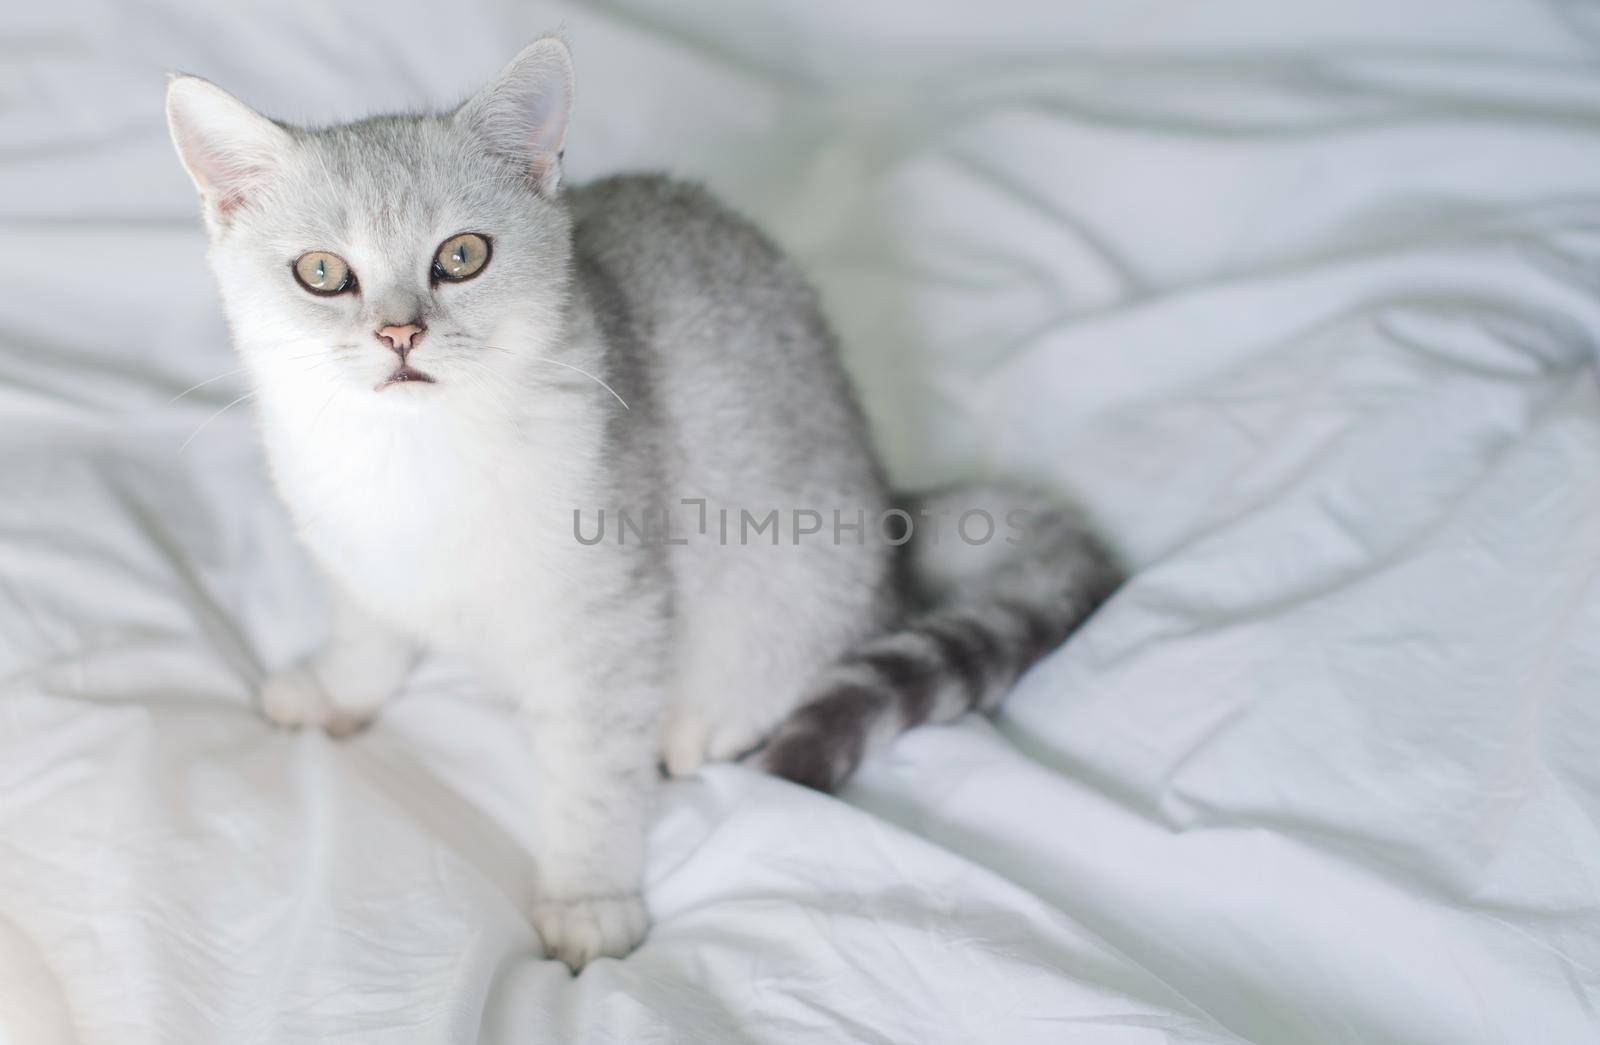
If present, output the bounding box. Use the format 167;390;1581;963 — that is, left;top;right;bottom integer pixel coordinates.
164;36;1120;971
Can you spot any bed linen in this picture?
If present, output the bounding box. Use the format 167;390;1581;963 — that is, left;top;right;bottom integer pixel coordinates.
2;1;1599;1041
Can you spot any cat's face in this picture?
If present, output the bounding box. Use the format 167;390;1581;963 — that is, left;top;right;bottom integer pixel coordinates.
166;40;575;419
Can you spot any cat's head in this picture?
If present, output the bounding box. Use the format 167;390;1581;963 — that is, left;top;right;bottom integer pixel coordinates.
165;39;576;418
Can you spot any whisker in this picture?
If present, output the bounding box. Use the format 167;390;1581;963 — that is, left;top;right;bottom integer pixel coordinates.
527;356;631;410
456;367;528;442
484;345;630;410
285;347;357;364
179;391;256;453
308;387;341;440
166;366;247;405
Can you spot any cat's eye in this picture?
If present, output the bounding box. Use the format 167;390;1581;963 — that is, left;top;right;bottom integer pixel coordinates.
433;233;491;283
292;251;355;295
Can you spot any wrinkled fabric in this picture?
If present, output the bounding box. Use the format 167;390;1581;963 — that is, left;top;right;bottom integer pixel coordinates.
2;1;1599;1042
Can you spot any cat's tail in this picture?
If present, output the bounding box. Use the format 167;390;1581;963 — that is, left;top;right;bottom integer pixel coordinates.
756;484;1122;792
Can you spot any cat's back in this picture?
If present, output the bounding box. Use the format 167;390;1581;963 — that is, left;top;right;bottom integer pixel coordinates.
565;173;844;395
565;173;883;504
566;174;801;309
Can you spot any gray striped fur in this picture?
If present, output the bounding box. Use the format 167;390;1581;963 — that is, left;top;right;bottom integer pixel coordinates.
758;487;1122;792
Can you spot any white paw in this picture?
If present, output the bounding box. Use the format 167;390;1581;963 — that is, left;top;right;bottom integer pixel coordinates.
661;707;770;778
259;665;332;728
258;664;376;738
531;893;648;972
661;709;710;778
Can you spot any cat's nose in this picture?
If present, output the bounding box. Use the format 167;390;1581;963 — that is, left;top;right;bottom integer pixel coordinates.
376;323;424;358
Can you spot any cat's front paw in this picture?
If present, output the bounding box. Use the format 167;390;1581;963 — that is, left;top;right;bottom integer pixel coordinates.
660;704;770;778
258;665;374;738
260;664;331;727
531;892;648;972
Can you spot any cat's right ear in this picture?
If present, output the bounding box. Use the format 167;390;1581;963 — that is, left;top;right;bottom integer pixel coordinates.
165;75;291;229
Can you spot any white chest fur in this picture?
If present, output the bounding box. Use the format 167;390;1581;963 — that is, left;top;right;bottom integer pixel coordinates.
258;392;602;651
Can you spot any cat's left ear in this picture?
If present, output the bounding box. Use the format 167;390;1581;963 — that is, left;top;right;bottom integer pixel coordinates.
456;37;574;197
165;75;293;230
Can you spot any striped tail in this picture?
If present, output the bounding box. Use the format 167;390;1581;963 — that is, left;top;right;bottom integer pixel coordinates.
757;485;1122;792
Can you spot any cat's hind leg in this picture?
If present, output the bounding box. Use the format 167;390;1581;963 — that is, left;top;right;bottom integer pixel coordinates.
661;545;889;777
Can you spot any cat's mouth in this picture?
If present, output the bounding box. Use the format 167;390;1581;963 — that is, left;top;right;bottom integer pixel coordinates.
376;364;436;391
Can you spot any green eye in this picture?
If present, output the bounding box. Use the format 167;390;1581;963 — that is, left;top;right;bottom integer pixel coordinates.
292;251;354;295
433;232;491;282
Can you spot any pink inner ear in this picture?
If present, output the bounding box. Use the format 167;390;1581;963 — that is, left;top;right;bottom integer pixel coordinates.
458;41;573;196
167;81;285;220
182;131;269;215
211;169;261;214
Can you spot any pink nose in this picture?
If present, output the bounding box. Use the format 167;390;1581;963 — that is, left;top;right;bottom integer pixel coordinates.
377;323;424;356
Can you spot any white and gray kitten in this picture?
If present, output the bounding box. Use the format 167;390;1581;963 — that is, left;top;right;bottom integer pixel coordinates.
165;37;1119;971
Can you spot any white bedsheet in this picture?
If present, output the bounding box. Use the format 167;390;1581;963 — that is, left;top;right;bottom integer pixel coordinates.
3;1;1599;1041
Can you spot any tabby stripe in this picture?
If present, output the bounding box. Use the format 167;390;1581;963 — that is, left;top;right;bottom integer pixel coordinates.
846;647;942;727
993;596;1070;664
916;616;1001;705
760;498;1122;793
